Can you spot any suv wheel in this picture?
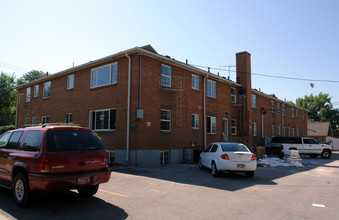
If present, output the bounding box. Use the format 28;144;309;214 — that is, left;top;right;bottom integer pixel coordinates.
78;185;99;197
321;150;331;159
13;173;30;208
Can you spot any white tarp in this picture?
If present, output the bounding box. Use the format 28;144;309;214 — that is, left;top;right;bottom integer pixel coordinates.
258;150;304;168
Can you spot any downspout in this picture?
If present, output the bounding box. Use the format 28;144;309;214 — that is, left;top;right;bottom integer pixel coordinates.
203;74;208;147
135;53;142;165
125;52;131;163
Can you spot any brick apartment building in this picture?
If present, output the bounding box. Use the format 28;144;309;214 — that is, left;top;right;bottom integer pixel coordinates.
15;45;308;165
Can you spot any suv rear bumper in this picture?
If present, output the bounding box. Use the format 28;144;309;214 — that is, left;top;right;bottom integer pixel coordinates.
28;168;111;191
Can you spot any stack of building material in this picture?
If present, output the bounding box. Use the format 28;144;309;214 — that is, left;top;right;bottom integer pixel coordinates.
283;150;303;166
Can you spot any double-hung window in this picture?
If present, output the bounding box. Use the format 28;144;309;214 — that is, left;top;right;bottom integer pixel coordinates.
91;63;118;88
65;113;73;124
192;114;199;129
291;108;295;118
90;109;116;131
26;87;31;103
34;85;39;98
277;103;281;112
271;101;275;113
207;116;216;134
161;109;171;131
32;117;37;125
192;75;199;90
252;122;257;136
231;119;237;135
252;95;257;108
43;81;51;99
67;74;74;90
231;88;236;103
207;80;216;98
41;116;49;124
161;65;171;87
271;125;276;137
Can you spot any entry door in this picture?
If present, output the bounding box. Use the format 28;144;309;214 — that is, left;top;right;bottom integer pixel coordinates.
223;119;229;142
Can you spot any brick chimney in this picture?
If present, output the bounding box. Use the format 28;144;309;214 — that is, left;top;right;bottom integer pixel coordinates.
236;52;253;142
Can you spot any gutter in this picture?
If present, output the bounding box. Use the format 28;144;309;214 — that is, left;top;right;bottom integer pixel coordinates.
125;52;131;163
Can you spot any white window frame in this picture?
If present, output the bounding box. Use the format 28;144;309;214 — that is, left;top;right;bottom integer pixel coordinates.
207;116;217;134
91;63;118;88
271;124;276;137
65;113;73;124
32;117;37;125
89;108;116;131
271;101;275;113
192;114;199;129
291;108;295;118
292;128;295;136
43;81;51;99
231;119;237;135
161;65;171;87
160;109;171;132
67;74;74;90
34;85;39;98
26;87;31;103
231;88;236;103
252;94;257;108
41;116;49;124
207;79;216;98
252;122;257;136
191;74;199;90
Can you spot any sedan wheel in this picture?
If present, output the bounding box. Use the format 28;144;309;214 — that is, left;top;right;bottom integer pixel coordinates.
198;158;203;169
211;162;219;177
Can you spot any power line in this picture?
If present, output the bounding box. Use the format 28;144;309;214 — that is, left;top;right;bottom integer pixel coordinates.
189;64;339;83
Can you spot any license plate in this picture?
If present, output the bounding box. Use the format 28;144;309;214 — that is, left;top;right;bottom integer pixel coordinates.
237;164;246;168
77;176;91;185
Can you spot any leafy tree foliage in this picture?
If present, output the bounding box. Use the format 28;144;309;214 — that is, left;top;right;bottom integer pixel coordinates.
16;70;47;85
0;72;17;125
296;92;339;130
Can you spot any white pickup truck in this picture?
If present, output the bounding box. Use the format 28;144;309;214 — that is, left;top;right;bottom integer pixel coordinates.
270;136;333;159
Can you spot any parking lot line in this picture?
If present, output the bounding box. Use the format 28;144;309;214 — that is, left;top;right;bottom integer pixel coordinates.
99;189;128;198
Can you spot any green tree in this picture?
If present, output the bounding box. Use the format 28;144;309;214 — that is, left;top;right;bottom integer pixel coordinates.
16;70;47;85
0;72;17;126
296;92;339;130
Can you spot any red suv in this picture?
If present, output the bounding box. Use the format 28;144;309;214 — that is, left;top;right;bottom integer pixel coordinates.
0;125;111;207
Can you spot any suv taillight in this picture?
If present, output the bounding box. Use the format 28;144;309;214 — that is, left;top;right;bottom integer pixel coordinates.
251;155;256;161
220;154;229;160
39;159;51;173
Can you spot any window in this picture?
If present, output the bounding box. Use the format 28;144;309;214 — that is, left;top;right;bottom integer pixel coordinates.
252;95;257;108
24;118;29;125
283;126;287;136
271;125;276;137
291;108;295;118
210;144;218;152
302;112;304;120
231;119;237;135
67;74;74;90
297;128;299;136
207;116;217;134
292;128;295;136
296;109;299;117
91;63;118;88
288;127;291;136
43;81;51;98
277;103;281;112
304;138;318;144
23;131;41;152
282;105;286;116
0;133;11;148
192;75;199;90
207;80;216;98
32;117;37;125
231;88;236;103
160;109;171;131
26;87;31;102
271;101;275;113
41;116;49;124
90;109;116;131
192;114;199;129
34;85;39;98
65;113;73;124
278;126;281;136
161;65;171;87
7;131;23;149
252;122;257;136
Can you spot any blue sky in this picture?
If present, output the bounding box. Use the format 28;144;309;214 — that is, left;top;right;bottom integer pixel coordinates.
1;0;338;106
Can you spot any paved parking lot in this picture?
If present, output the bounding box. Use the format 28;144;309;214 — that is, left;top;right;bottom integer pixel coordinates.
0;152;339;219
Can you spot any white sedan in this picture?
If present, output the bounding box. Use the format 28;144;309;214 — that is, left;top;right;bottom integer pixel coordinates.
199;142;257;177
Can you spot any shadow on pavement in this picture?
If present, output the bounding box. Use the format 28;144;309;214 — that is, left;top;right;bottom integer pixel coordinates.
0;188;128;220
112;152;339;192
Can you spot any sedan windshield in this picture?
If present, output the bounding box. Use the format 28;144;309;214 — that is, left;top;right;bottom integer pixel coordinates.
47;130;104;152
220;143;249;152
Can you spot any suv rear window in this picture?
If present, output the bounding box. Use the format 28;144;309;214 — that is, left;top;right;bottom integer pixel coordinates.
47;130;104;152
23;131;41;152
